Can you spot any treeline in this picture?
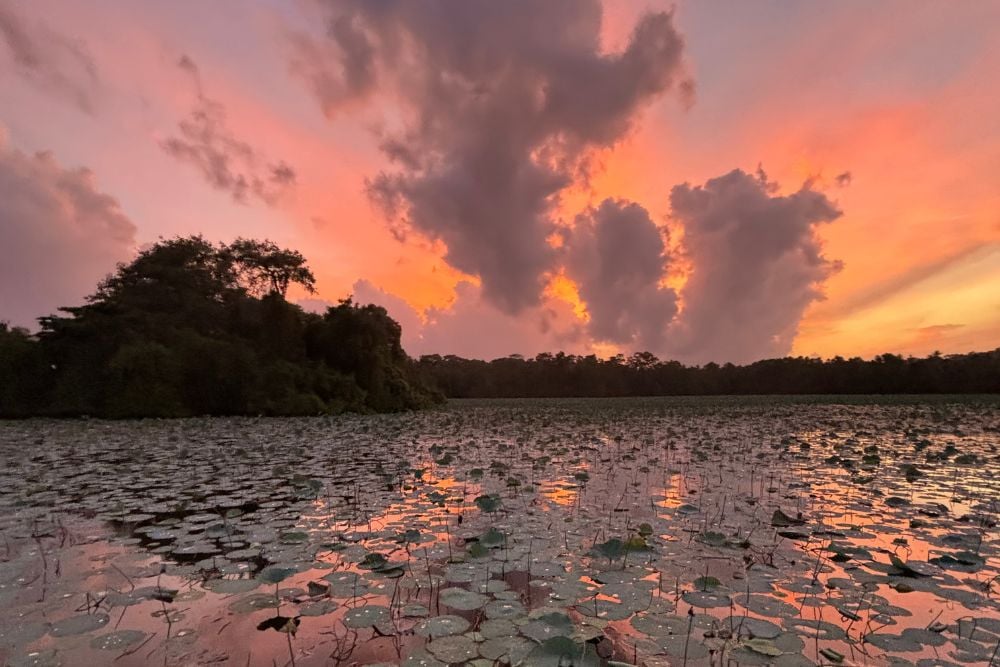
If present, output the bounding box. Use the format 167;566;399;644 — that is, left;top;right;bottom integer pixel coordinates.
3;236;996;418
417;350;1000;398
0;237;440;418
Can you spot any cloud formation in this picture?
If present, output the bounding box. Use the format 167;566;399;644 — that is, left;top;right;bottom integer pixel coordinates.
0;131;136;329
287;14;376;116
0;1;100;113
337;168;844;364
667;169;842;364
296;0;691;314
346;279;585;360
563;199;677;351
161;56;296;207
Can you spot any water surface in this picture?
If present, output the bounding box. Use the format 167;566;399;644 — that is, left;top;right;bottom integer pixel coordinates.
1;396;998;666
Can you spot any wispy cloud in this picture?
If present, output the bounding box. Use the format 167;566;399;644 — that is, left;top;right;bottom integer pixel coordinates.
161;55;297;207
0;1;100;113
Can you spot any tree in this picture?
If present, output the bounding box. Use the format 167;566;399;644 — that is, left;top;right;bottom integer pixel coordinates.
0;322;51;416
415;349;1000;398
0;236;440;417
229;238;316;297
89;235;239;310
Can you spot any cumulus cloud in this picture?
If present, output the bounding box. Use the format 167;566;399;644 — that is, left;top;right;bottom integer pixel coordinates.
563;199;677;351
0;1;100;113
307;168;844;364
286;4;844;363
0;133;136;329
667;169;842;364
161;56;296;207
294;0;691;314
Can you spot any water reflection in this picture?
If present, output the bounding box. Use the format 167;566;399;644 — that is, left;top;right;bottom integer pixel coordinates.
0;398;997;666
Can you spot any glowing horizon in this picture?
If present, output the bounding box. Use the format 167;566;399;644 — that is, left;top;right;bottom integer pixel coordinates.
2;0;997;363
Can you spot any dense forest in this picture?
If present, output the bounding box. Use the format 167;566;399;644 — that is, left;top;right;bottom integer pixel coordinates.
0;237;440;417
2;236;998;419
417;350;1000;398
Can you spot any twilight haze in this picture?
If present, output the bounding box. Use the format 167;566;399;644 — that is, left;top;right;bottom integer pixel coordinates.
1;0;997;364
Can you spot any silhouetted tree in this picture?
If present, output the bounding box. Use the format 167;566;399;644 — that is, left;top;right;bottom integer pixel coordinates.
229;238;316;297
1;236;439;417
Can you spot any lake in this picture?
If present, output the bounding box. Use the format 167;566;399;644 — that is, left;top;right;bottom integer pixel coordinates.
1;396;998;666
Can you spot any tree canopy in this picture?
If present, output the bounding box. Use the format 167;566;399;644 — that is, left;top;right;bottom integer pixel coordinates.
0;236;440;417
417;350;1000;398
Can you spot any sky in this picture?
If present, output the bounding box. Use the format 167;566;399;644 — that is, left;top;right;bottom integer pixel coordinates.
1;0;998;364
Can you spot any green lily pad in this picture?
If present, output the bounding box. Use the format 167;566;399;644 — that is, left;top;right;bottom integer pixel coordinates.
425;635;478;663
525;637;601;667
343;605;390;628
439;587;489;610
49;614;110;637
415;615;471;637
258;566;297;584
743;638;783;656
90;630;147;650
682;589;731;608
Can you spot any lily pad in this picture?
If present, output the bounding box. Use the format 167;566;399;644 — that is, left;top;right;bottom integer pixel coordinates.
343;605;390;628
49;614;110;637
90;630;147;650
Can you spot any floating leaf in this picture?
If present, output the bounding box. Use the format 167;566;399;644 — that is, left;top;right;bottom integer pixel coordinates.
525;637;601;667
743;638;782;656
590;538;625;561
819;648;844;662
474;494;502;513
439;588;488;611
258;566;297;584
479;527;506;548
698;531;727;546
693;576;721;590
50;614;110;637
771;509;804;527
343;606;390;629
90;630;147;650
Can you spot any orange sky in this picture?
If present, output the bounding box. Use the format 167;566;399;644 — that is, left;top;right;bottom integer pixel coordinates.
1;0;997;362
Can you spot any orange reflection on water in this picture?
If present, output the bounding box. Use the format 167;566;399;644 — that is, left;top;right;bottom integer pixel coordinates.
539;480;579;507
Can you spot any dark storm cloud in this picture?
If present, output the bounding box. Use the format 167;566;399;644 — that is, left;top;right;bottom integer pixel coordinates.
0;132;136;329
0;1;100;113
161;56;296;207
667;169;842;364
296;0;691;314
563;199;677;351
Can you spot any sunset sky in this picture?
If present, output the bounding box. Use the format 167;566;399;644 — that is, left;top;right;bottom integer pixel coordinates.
2;0;998;363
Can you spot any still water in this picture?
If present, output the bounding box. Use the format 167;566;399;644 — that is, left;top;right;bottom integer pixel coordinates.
1;396;998;666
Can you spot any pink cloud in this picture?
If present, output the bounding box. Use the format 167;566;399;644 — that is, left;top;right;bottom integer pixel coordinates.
0;130;136;329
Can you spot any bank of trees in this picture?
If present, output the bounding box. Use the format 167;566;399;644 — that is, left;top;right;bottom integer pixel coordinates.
417;350;1000;398
3;237;997;418
0;237;440;417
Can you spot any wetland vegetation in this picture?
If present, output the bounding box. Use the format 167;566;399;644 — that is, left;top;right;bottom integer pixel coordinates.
1;396;999;666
